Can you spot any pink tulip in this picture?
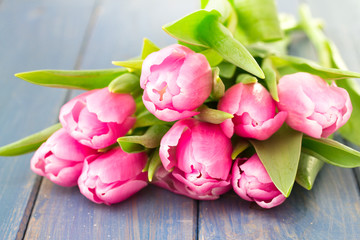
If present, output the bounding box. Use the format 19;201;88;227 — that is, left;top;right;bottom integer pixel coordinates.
218;82;287;140
159;118;232;199
232;154;286;208
31;128;98;187
140;44;212;122
152;166;224;200
59;87;136;149
277;72;352;138
78;147;148;205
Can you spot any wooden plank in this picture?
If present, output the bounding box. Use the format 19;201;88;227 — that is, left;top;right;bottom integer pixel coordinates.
308;0;360;71
0;0;96;239
199;165;360;239
80;0;201;69
199;0;360;239
25;1;199;239
25;180;197;240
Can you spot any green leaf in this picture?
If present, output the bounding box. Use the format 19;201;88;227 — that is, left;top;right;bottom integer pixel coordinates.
279;13;299;32
163;10;213;47
118;142;145;153
235;73;257;84
231;137;250;159
232;0;283;43
325;41;360;146
141;38;160;60
147;148;162;182
204;0;232;23
163;10;264;78
218;61;236;78
200;48;223;67
195;105;233;124
0;123;62;156
261;58;279;101
133;111;167;129
302;137;360;168
178;41;208;52
299;4;331;67
224;2;238;34
118;124;170;150
210;67;225;100
249;124;303;197
108;73;140;94
112;59;143;72
270;55;360;80
337;79;360;145
201;0;210;9
142;154;151;172
135;97;147;115
197;13;264;78
15;69;127;90
295;152;324;190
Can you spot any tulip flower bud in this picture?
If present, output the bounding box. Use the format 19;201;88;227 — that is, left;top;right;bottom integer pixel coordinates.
232;154;286;208
152;166;222;200
277;72;352;138
159;118;232;199
31;128;98;187
218;82;287;140
108;73;140;94
140;44;212;122
59;87;136;149
78;147;148;205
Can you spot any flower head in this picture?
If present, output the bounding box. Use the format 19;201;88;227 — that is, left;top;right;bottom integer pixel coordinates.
277;72;352;138
159;118;233;199
78;147;148;205
232;154;286;208
218;82;287;140
140;44;212;121
59;88;136;149
31;128;98;187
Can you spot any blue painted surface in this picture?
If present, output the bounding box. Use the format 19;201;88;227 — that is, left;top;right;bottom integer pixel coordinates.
0;0;359;239
199;165;360;239
0;0;96;239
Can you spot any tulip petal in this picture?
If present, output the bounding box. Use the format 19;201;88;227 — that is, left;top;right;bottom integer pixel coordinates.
86;88;136;124
160;120;193;170
140;44;212;122
30;129;97;187
277;72;352;138
234;111;287;140
232;155;286;208
255;194;286;209
89;148;147;183
152;166;220;200
78;148;148;205
190;122;233;179
159;119;232;199
143;93;199;121
97;177;148;205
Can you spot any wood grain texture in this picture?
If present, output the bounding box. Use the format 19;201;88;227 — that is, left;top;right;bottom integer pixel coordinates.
2;0;360;239
0;0;96;239
199;0;360;239
80;0;201;69
199;165;360;240
25;1;199;239
25;181;196;240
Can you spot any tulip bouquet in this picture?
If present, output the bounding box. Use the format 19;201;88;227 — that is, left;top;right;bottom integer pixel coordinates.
1;0;360;209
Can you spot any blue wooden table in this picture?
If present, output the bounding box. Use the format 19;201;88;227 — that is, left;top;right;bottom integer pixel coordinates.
1;0;360;239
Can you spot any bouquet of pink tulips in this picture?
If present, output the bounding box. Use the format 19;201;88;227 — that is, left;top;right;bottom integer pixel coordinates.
1;0;360;209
